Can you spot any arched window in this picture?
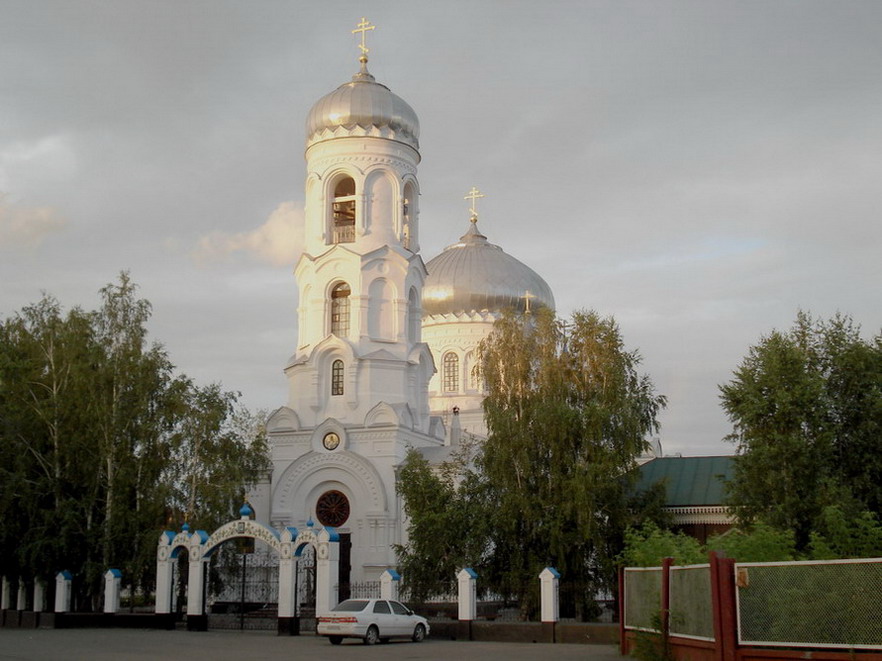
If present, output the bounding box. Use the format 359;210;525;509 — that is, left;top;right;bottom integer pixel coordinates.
407;287;420;344
442;352;459;393
330;283;350;336
332;177;356;244
331;359;344;396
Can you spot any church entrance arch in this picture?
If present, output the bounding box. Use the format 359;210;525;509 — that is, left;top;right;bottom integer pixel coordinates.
155;506;340;635
204;534;278;629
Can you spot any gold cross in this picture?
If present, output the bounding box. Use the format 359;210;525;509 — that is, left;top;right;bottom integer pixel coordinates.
352;17;375;58
523;290;536;314
464;187;485;219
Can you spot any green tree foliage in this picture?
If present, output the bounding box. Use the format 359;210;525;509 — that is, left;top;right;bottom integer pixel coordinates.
706;523;796;562
808;505;882;560
477;308;666;615
394;444;487;603
0;274;269;608
395;309;665;617
720;312;882;549
620;522;705;567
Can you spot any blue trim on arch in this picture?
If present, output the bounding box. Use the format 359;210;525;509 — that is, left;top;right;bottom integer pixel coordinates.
384;569;401;581
194;530;209;544
543;566;561;579
461;567;478;579
58;570;73;580
107;568;122;578
286;526;298;539
162;530;176;544
323;525;340;542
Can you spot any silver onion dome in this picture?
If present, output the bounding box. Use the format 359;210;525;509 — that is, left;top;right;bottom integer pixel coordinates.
306;61;420;151
423;219;555;317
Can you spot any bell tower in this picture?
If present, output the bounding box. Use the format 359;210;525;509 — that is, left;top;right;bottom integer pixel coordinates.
266;20;442;585
290;19;429;427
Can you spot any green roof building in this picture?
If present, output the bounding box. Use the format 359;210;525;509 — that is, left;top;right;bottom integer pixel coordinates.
636;456;736;543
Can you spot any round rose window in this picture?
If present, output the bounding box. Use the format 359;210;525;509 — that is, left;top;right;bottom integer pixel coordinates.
316;490;350;527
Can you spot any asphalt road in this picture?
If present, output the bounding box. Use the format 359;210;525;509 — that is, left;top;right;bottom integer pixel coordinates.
0;628;622;660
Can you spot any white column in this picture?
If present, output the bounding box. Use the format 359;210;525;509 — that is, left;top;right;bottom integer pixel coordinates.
539;567;560;623
457;568;477;621
17;581;26;610
33;580;45;613
277;549;296;619
315;530;340;615
380;569;400;601
104;569;121;614
54;571;72;613
154;556;173;614
185;558;205;617
1;576;10;609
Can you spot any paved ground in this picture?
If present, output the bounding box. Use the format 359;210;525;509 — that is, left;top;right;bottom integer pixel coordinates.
0;628;622;660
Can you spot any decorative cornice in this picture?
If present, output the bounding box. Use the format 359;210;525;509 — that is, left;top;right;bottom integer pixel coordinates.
667;506;735;525
309;152;417;176
422;310;500;326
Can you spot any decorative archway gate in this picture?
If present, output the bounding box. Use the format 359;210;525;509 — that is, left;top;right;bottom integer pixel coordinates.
155;506;339;634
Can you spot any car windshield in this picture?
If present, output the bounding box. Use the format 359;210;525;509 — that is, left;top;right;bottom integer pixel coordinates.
332;600;369;612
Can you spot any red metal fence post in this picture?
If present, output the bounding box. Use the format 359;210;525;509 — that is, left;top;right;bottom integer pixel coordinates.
619;565;627;655
662;557;672;651
713;555;738;661
709;552;725;661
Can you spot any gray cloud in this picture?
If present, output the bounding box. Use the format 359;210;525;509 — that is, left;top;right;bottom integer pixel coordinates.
2;0;880;456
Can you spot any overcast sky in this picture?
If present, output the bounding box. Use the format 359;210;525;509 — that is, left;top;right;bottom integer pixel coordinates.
2;1;881;456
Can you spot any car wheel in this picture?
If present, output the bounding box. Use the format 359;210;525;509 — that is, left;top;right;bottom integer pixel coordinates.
328;636;343;645
364;625;380;645
412;623;426;643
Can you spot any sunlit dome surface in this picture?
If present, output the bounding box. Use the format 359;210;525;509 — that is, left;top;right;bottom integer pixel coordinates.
423;220;555;317
306;62;419;151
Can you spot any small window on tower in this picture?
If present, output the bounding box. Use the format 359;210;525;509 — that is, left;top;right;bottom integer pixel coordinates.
330;282;351;336
332;177;356;244
442;352;459;393
331;360;344;396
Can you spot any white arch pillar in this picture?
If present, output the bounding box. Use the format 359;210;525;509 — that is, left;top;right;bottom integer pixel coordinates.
155;529;190;615
292;525;340;617
277;527;299;635
316;527;340;615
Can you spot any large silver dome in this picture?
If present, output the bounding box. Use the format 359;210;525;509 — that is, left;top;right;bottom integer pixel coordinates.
306;62;419;151
423;220;555;317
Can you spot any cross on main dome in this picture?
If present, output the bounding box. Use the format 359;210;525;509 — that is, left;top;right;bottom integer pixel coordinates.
352;17;375;62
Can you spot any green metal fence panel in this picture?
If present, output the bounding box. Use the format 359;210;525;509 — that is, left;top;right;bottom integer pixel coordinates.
624;567;663;632
736;558;882;649
669;564;714;641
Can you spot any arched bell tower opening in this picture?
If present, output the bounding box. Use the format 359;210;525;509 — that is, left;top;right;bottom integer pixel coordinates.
402;180;417;251
331;177;356;244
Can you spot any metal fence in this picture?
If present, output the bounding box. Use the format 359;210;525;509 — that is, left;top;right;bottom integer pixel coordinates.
208;551;279;607
623;567;663;633
338;581;381;599
669;564;714;641
736;557;882;649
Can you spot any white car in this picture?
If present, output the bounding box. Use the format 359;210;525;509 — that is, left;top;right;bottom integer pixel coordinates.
316;598;430;645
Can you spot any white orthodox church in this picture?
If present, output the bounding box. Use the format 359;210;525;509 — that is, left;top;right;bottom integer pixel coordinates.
249;26;554;587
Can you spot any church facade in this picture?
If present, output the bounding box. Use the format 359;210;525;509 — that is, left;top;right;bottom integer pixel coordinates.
250;27;554;585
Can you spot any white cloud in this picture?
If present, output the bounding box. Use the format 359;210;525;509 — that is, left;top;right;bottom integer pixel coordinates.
193;202;304;267
0;196;67;249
